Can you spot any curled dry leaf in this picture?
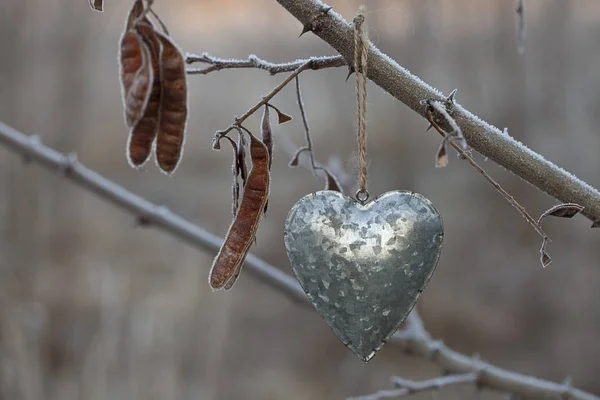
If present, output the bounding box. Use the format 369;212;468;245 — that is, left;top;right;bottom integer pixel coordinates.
268;104;293;124
538;203;584;223
288;147;308;167
277;111;293;124
540;237;552;268
209;133;271;290
127;22;162;167
154;31;188;173
261;105;273;170
537;203;583;268
89;0;103;12
322;168;342;192
436;140;448;168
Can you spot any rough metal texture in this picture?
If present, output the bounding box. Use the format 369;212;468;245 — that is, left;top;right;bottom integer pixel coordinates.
284;190;443;362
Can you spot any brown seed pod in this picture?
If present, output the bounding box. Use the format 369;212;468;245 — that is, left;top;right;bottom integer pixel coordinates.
118;0;151;127
119;31;144;118
125;0;145;30
124;39;153;127
209;133;271;290
154;31;188;174
127;22;162;167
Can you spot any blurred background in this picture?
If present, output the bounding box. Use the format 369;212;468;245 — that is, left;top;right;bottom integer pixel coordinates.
0;0;599;399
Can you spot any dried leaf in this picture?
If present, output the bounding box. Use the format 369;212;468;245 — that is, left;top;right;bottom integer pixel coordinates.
209;134;270;290
124;38;153;128
89;0;103;12
435;141;448;168
127;22;162;167
277;110;293;124
538;203;584;223
540;236;552;268
154;31;188;173
323;169;342;192
261;105;273;170
288;147;308;167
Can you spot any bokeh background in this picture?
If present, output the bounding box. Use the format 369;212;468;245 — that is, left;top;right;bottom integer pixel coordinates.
0;0;599;399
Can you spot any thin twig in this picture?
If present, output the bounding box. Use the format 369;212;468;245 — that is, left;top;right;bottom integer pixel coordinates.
424;100;543;235
214;60;313;141
274;0;600;225
292;75;344;191
422;101;566;267
0;120;597;400
294;75;317;172
347;373;477;400
186;53;345;75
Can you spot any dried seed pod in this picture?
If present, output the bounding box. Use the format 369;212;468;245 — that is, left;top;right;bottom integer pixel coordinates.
261;105;273;170
119;31;144;117
125;0;145;30
89;0;103;12
124;39;153;127
209;133;271;290
154;31;188;173
118;0;151;127
127;22;162;167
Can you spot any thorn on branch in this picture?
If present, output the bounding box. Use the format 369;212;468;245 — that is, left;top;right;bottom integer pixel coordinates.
299;5;333;37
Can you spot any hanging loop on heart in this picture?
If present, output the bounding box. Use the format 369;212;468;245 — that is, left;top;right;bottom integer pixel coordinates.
355;189;370;205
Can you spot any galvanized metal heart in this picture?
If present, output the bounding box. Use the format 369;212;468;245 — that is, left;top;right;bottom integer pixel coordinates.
283;190;443;362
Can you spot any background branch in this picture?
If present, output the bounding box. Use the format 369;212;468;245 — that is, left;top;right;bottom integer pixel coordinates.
273;0;600;225
0;119;596;400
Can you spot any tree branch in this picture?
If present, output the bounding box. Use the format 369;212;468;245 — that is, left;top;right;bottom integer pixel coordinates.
388;312;598;400
214;60;312;139
273;0;600;226
347;373;477;400
0;120;596;400
186;52;345;75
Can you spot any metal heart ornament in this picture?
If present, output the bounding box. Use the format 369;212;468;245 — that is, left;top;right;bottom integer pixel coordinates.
283;190;443;362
